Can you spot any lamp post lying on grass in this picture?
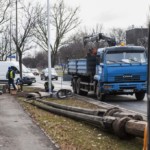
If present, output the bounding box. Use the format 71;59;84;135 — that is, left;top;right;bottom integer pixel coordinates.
25;99;146;139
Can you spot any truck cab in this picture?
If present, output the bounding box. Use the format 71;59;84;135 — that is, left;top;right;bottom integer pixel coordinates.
94;46;147;100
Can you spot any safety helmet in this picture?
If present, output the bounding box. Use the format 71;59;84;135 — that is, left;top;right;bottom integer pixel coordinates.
8;67;12;70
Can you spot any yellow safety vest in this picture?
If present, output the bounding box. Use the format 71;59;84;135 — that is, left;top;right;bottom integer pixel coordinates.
10;71;14;79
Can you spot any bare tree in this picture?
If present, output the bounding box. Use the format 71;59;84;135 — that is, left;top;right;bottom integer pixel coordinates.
23;51;48;69
33;0;80;67
12;3;38;80
59;25;104;62
0;25;16;60
137;37;148;50
90;24;103;34
59;31;87;61
0;0;12;25
109;28;126;44
0;0;14;60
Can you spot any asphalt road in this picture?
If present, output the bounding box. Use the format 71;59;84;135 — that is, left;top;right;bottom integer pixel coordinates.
31;76;71;91
32;76;147;116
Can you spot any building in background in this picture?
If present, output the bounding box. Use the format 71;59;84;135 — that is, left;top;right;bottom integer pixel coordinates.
126;28;148;50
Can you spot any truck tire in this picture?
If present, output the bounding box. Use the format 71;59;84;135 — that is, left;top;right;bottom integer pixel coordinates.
72;78;77;94
76;78;87;96
96;85;105;101
135;92;145;101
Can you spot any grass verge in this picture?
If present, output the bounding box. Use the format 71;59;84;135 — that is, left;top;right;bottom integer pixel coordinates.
16;87;143;150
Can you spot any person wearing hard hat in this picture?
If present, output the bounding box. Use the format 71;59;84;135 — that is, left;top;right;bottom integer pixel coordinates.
6;67;16;93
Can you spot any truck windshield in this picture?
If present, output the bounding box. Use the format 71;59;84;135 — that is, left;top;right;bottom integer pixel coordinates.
106;50;147;64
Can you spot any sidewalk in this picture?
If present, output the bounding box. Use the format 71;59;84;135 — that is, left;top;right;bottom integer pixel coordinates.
0;94;59;150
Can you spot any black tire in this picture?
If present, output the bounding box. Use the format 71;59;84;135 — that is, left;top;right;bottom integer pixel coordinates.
135;92;145;101
96;85;105;101
80;90;88;96
56;89;73;99
76;78;87;96
28;83;32;86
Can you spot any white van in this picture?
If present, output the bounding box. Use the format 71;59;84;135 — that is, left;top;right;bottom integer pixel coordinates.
0;61;36;85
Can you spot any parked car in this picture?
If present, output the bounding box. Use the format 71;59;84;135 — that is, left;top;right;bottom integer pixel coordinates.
16;76;35;86
30;68;39;75
41;68;58;80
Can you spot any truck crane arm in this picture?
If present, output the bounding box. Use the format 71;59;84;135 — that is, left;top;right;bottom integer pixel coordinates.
83;33;116;47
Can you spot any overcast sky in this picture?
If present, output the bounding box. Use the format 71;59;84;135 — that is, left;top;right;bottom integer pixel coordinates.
28;0;150;31
64;0;150;30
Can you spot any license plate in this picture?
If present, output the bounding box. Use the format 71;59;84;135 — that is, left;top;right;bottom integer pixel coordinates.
123;89;133;92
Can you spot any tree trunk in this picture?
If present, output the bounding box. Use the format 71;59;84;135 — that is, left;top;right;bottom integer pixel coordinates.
18;50;23;91
51;52;58;67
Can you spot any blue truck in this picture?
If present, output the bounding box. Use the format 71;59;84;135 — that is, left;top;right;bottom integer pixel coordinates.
68;33;147;101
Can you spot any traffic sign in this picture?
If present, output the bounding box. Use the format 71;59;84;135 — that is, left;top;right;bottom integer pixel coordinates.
7;55;16;58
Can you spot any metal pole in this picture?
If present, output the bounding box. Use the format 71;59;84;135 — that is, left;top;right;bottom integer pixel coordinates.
16;0;18;61
10;14;12;61
147;22;150;150
47;0;52;93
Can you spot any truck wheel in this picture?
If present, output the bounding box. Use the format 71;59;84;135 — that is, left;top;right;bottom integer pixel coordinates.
72;78;77;94
96;86;105;101
76;78;87;96
135;92;145;101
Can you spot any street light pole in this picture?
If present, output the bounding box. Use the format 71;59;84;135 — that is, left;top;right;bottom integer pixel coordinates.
9;14;12;61
147;22;150;150
16;0;18;61
47;0;52;94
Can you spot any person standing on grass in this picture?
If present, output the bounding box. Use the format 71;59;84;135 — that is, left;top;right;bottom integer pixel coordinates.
6;67;16;93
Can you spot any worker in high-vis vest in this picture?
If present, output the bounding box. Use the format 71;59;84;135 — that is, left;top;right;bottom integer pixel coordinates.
6;67;16;93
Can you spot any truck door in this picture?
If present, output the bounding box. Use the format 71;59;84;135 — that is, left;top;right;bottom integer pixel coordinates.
94;53;104;81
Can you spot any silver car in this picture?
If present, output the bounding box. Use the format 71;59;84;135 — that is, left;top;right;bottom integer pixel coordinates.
40;68;58;80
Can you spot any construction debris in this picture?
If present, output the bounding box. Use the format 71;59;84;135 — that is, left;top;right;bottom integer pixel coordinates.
56;89;73;99
26;89;73;99
24;97;146;139
36;99;105;116
0;84;7;93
